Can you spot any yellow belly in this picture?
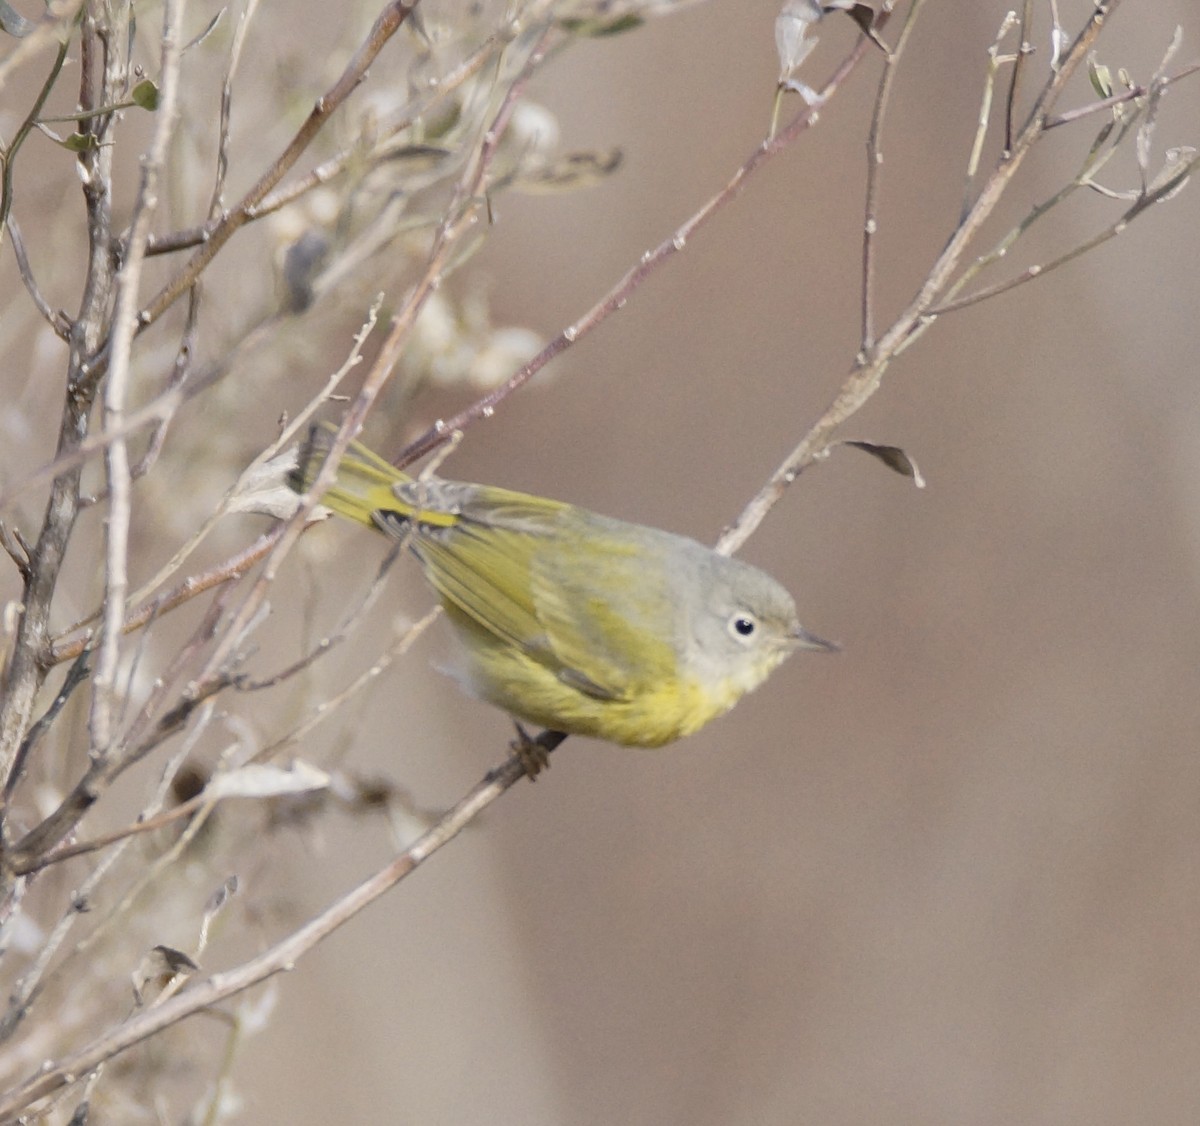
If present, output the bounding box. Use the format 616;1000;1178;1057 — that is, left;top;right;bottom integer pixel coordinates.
454;629;734;747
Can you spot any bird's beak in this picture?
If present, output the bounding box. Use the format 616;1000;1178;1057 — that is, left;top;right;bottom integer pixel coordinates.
792;625;840;652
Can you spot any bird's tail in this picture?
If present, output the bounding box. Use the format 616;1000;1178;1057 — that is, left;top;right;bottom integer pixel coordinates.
288;422;413;529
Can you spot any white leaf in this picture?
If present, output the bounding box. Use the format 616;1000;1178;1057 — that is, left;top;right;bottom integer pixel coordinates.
206;761;330;801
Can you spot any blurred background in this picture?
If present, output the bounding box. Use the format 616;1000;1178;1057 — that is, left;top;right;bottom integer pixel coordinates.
3;1;1200;1122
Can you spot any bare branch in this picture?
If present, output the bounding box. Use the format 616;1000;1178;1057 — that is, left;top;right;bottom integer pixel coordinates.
91;0;187;755
397;17;882;469
0;744;531;1119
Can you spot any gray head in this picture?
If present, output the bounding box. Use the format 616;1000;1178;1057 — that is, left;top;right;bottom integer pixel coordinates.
675;544;836;706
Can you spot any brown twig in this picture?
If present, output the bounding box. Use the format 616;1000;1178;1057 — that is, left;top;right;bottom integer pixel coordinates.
396;18;882;470
0;748;530;1118
49;525;284;666
0;5;121;802
133;0;422;339
144;15;514;256
861;0;920;353
1005;0;1035;153
90;0;186;755
716;0;1126;559
5;216;69;337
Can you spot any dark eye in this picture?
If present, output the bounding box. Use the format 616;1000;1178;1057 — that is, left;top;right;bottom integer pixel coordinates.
729;613;757;640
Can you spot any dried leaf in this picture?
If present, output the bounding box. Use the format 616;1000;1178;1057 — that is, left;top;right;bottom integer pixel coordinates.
513;149;624;194
132;945;198;1004
183;7;225;53
0;0;35;37
832;1;878;38
204;875;239;919
842;440;926;488
560;14;643;37
205;760;331;801
154;944;200;974
776;0;822;80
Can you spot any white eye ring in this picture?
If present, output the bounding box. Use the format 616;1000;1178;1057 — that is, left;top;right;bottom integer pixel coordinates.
728;612;758;643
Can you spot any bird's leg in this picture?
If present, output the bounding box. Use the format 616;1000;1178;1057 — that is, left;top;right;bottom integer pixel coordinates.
510;725;568;780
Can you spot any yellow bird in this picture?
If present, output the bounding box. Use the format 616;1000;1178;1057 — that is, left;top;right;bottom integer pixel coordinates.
290;424;834;757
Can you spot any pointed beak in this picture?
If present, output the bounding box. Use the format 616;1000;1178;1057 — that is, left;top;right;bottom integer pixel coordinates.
792;625;840;652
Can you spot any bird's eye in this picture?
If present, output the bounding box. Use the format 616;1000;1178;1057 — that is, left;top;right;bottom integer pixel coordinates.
729;613;757;641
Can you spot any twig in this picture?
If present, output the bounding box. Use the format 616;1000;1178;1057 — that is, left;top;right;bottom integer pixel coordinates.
237;540;406;693
50;525;284;666
144;13;514;256
1044;62;1200;128
963;12;1019;222
0;33;70;242
0;4;121;797
90;0;186;755
1004;0;1035;153
132;0;423;340
247;606;442;764
716;0;1124;558
0;745;532;1119
929;150;1199;315
861;0;922;353
4;733;205;1044
5;216;69;337
4;651;90;803
396;18;882;469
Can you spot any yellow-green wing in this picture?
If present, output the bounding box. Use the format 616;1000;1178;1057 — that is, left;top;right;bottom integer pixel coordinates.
413;518;550;659
410;493;674;701
526;513;678;699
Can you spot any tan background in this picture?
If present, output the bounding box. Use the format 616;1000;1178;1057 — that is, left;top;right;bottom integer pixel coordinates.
256;3;1200;1123
4;1;1200;1122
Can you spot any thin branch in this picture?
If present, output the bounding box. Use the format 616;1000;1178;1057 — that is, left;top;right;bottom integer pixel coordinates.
144;13;511;256
1044;61;1200;127
132;0;422;340
962;11;1019;223
929;150;1199;316
396;18;882;469
0;745;533;1119
237;540;406;693
0;33;70;242
1004;0;1035;153
4;651;90;802
90;0;186;755
861;0;923;353
6;722;210;1039
50;525;285;666
716;0;1124;558
5;216;69;337
207;0;260;223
